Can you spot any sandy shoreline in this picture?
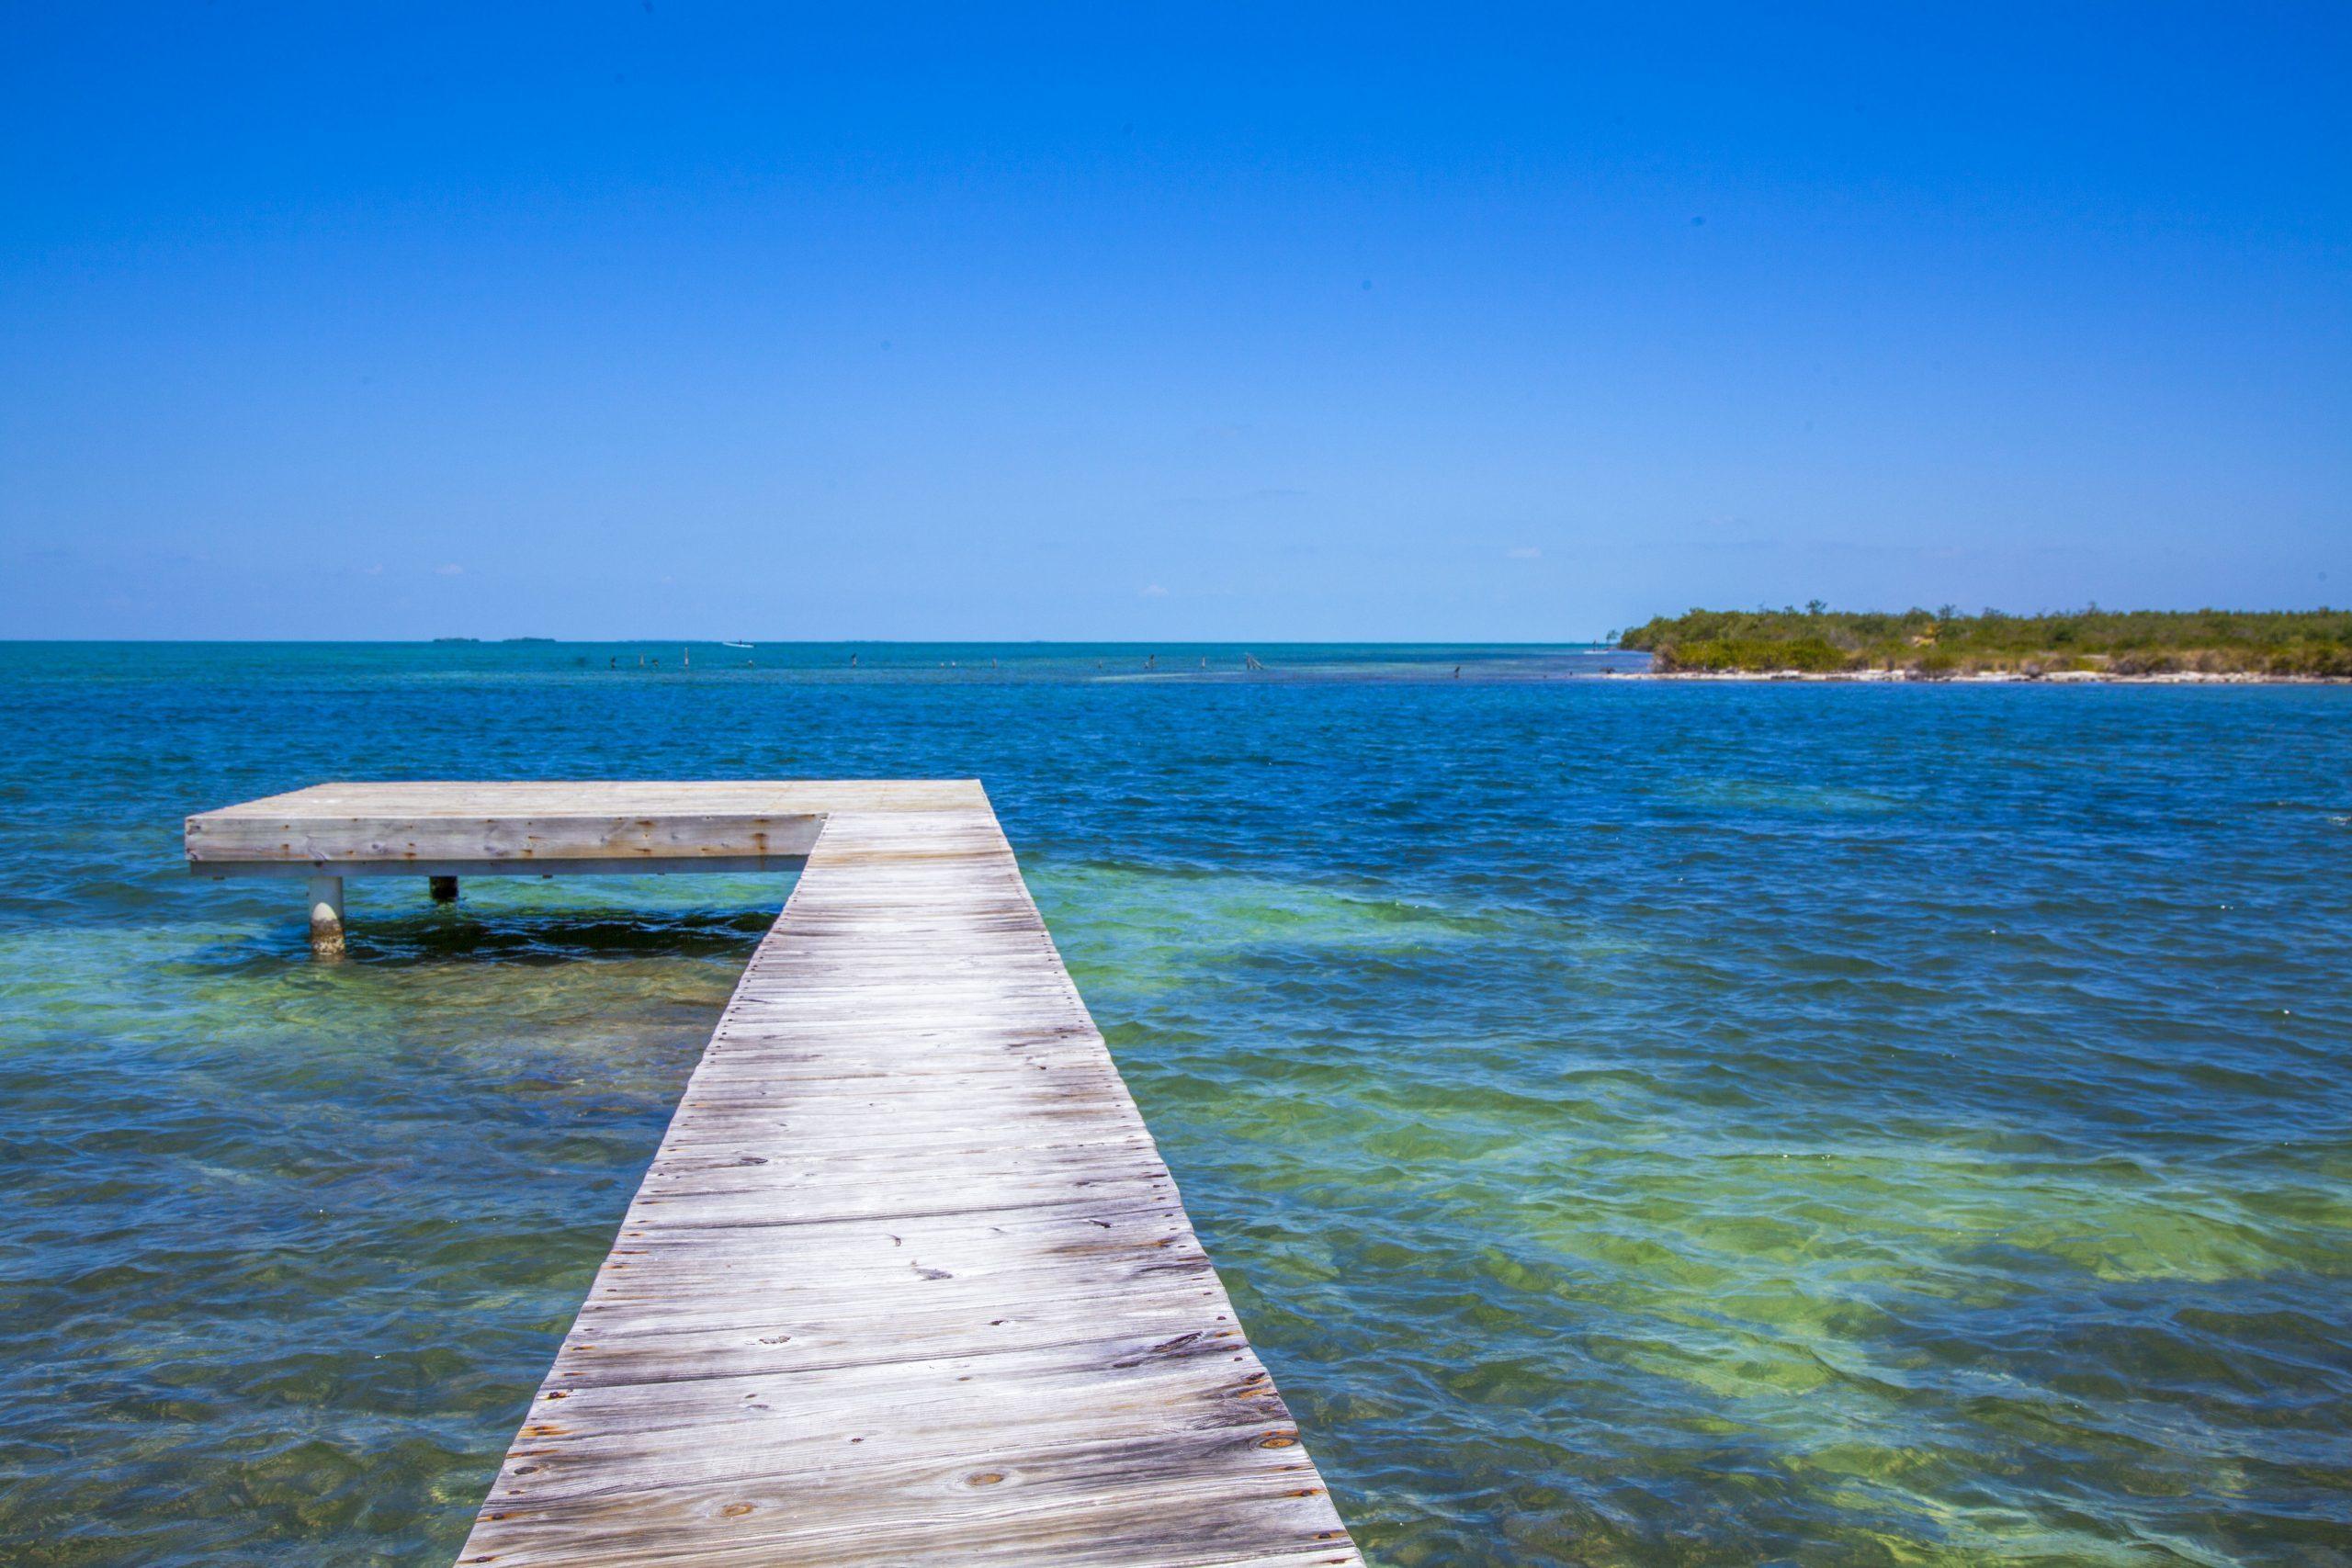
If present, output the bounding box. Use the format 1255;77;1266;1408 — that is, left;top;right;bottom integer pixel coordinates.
1598;668;2350;685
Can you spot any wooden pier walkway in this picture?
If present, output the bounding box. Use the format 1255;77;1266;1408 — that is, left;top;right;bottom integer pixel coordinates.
187;782;1362;1568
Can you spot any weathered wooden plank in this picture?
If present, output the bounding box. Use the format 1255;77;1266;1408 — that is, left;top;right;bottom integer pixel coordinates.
183;780;996;871
194;781;984;816
186;809;825;867
191;854;810;880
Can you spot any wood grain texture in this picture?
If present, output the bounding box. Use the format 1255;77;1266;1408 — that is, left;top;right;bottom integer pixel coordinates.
229;783;1374;1566
183;781;892;869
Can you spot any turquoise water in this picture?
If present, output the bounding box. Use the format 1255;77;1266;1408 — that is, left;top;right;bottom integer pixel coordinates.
1;642;2346;1566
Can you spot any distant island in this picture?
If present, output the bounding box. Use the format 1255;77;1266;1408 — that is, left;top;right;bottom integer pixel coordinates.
1618;606;2352;680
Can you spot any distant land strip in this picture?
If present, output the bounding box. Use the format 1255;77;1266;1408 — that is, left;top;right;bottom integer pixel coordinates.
1617;607;2352;681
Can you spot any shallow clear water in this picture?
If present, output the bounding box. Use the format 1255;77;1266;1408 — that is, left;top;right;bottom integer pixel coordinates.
0;642;2346;1566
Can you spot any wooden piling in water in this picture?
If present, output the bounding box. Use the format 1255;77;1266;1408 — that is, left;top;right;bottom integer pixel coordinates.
306;874;344;957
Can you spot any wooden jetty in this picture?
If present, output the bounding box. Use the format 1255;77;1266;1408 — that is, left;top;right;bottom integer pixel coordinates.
186;781;1363;1568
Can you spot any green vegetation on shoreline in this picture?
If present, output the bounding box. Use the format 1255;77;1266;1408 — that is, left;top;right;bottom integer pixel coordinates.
1618;605;2352;678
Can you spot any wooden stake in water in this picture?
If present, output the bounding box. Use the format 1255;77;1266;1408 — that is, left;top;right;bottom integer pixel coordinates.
305;875;344;957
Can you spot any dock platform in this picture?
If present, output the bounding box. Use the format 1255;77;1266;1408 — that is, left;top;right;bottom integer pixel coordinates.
186;782;1363;1568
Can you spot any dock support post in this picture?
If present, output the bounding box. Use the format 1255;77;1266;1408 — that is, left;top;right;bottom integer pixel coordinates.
429;874;458;903
307;875;345;957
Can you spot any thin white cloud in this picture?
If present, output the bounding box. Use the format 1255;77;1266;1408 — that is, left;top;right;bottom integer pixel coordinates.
1140;583;1168;597
1507;546;1542;559
434;563;464;576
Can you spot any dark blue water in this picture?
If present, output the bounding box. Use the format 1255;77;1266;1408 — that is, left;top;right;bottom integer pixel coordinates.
1;642;2346;1566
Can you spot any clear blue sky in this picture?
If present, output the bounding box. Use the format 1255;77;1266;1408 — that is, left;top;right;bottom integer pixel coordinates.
3;4;2346;640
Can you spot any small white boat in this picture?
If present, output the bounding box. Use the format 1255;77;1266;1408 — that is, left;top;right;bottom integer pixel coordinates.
719;640;753;649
